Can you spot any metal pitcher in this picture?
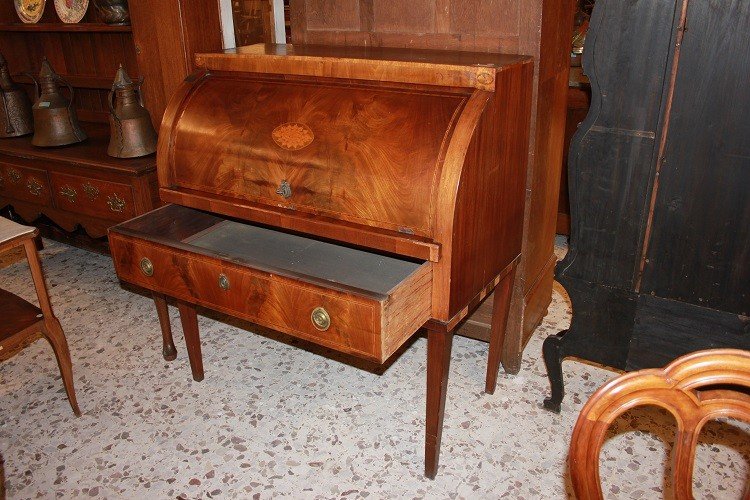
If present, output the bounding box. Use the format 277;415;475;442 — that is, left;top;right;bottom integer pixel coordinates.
31;58;87;147
0;53;34;138
107;65;157;158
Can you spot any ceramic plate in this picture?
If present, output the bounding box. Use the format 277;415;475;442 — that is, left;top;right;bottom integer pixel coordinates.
54;0;89;23
14;0;46;23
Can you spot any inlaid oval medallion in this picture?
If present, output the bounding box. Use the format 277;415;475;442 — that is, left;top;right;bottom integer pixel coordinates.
272;122;314;151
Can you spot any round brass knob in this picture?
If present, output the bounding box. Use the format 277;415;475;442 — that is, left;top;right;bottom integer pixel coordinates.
139;257;154;277
311;306;331;331
218;273;230;291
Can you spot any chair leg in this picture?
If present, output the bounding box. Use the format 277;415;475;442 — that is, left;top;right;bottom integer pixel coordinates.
485;267;516;394
41;319;81;416
153;293;177;361
22;238;80;416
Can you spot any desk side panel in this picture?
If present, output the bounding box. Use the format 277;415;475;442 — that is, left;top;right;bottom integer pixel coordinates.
447;61;533;318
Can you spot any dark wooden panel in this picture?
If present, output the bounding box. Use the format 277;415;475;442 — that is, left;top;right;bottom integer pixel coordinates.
557;0;679;288
561;133;656;287
544;0;750;412
557;86;591;235
628;295;750;371
641;0;750;316
557;275;638;369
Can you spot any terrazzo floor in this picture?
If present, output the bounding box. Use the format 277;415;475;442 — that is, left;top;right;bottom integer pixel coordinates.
0;238;748;499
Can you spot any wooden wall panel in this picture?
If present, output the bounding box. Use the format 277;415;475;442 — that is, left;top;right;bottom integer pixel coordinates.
289;0;575;373
129;0;223;128
449;0;520;37
372;0;435;33
304;0;361;31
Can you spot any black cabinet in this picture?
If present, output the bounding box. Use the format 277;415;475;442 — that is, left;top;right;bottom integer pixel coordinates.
544;0;750;412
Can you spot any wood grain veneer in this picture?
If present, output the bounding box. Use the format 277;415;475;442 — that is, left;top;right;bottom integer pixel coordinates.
110;217;432;363
288;0;576;374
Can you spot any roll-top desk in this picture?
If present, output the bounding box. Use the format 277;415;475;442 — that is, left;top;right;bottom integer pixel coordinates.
108;44;533;477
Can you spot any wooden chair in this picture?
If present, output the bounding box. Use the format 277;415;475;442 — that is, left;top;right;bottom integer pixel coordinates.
0;217;80;416
569;349;750;499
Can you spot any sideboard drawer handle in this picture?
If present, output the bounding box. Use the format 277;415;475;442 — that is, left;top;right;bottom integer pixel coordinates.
7;168;21;184
27;178;43;196
107;193;126;212
218;273;230;291
139;257;154;277
60;185;77;203
311;306;331;331
82;182;99;201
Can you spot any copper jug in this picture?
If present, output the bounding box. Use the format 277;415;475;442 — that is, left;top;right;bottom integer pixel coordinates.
0;53;33;138
107;65;157;158
31;58;87;147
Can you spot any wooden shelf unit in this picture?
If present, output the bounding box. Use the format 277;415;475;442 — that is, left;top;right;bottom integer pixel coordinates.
0;1;223;248
0;22;132;33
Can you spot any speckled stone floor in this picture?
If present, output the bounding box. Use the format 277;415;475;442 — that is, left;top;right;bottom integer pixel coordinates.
0;238;748;499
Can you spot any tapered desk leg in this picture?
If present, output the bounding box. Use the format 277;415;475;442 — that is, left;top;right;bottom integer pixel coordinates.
177;302;204;382
153;293;177;361
485;267;516;394
425;329;453;479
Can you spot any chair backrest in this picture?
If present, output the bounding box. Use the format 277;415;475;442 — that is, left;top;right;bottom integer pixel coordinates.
569;349;750;499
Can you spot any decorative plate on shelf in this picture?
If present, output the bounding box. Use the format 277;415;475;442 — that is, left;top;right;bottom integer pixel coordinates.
54;0;89;23
14;0;46;23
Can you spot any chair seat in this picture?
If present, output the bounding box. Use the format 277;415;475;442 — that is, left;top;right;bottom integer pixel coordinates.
0;287;42;342
0;217;35;246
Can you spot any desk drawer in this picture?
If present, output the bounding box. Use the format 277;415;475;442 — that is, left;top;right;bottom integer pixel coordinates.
50;173;135;221
109;229;431;363
0;164;51;205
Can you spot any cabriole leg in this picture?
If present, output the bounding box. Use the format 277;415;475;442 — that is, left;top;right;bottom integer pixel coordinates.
41;318;81;416
153;293;177;361
542;330;568;413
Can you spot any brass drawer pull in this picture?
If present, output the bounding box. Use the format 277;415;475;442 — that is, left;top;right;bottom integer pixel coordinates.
60;185;77;203
218;273;230;291
311;306;331;331
139;257;154;277
107;193;126;212
82;182;99;201
27;178;42;196
7;168;21;184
